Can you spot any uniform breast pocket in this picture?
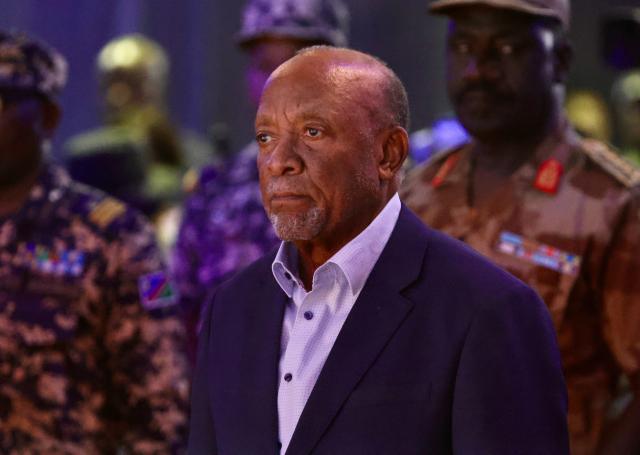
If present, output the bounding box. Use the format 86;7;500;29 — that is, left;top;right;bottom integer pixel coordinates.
528;265;580;326
345;382;432;408
2;292;79;348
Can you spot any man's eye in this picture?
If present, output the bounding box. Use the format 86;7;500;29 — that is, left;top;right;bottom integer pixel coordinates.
305;127;321;138
256;132;272;144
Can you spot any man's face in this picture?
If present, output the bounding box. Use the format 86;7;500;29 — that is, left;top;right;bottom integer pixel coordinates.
446;6;561;142
245;37;310;108
255;57;384;246
0;92;50;188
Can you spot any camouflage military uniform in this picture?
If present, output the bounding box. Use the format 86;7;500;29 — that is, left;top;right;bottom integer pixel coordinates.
172;143;279;360
401;120;640;455
0;163;189;454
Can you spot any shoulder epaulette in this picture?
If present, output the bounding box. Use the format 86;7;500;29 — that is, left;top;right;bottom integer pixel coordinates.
89;197;127;229
429;145;466;189
581;139;640;188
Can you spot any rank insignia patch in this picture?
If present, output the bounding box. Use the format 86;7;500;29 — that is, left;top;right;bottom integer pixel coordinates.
534;158;563;194
138;271;177;310
431;152;462;188
496;231;581;276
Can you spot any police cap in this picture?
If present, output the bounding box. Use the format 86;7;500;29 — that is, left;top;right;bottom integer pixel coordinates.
0;30;67;99
237;0;349;48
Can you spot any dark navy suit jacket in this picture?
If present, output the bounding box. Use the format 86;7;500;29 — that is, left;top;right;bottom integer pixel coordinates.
188;206;569;454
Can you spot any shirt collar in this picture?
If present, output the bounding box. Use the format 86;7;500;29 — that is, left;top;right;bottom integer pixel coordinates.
272;193;402;300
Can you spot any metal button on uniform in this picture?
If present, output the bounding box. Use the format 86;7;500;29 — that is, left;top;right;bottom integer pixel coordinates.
284;373;293;382
304;311;314;320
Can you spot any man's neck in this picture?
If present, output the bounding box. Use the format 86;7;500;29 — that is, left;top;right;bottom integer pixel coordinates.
0;166;41;218
293;192;394;291
472;110;563;176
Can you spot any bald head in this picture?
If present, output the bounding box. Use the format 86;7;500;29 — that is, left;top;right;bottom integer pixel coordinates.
265;46;410;132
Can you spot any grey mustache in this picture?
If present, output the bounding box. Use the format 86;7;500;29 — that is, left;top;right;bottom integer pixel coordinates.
265;179;307;196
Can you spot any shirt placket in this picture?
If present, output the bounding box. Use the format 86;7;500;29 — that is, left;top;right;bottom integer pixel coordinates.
277;270;331;452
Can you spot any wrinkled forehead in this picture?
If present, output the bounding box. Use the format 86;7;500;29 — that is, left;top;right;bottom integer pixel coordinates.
258;58;375;113
255;72;339;127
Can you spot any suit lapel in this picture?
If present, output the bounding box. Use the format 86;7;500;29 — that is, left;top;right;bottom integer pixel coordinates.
231;257;287;453
285;206;429;455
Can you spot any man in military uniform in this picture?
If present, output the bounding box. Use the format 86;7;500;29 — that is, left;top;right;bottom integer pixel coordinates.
173;0;350;363
0;31;189;453
401;1;640;453
65;34;215;253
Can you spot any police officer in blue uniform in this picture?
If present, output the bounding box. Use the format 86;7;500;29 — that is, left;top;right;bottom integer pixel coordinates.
0;31;189;454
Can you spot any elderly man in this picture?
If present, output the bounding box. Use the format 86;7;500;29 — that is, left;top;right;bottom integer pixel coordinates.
401;1;640;453
0;31;188;453
188;46;568;454
173;0;350;363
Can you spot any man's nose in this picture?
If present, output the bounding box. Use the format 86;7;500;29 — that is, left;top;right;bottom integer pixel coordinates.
462;53;501;82
264;134;303;176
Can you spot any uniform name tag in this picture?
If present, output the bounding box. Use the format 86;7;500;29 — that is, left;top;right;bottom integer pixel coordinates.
496;231;581;276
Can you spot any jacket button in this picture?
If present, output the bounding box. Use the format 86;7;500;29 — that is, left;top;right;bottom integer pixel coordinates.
284;373;292;382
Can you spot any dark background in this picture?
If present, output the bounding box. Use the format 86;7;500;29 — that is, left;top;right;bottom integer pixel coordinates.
1;0;639;157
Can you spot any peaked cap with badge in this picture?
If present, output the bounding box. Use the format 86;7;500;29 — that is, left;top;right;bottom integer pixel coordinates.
429;0;570;29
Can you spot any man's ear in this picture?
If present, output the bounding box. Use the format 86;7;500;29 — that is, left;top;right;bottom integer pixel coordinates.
40;100;61;137
378;126;409;182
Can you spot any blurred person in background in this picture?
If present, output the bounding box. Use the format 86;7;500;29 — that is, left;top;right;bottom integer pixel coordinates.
409;117;469;166
566;90;612;143
0;31;189;453
612;70;640;167
173;0;349;364
65;34;215;253
401;0;640;453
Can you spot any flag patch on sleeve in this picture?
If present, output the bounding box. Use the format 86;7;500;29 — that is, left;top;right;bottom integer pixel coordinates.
138;271;178;310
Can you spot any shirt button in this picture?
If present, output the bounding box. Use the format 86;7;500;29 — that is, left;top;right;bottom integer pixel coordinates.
284;373;293;382
304;311;314;320
284;272;292;280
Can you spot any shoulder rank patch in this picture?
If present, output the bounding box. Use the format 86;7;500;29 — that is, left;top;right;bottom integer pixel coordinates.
89;198;126;229
534;158;563;194
496;231;581;276
431;151;462;188
138;271;177;311
582;139;640;188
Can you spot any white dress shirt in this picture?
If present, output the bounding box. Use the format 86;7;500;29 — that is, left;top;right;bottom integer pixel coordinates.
271;193;401;453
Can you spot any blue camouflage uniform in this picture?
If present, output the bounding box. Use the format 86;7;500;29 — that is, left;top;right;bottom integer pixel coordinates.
0;165;189;454
173;143;279;359
0;31;188;454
